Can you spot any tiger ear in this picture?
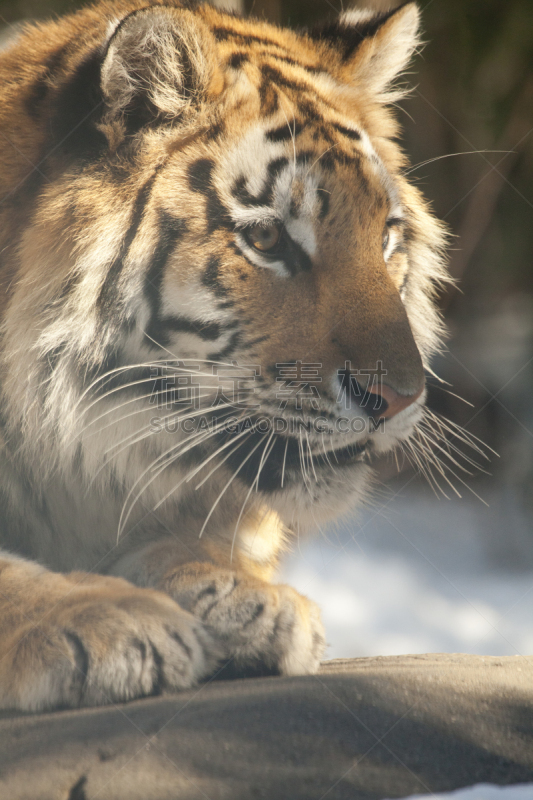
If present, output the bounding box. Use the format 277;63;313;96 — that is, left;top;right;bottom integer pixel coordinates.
310;3;420;100
101;7;219;129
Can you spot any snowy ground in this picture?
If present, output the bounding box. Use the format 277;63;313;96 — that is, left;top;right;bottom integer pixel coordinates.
281;477;533;660
388;785;533;800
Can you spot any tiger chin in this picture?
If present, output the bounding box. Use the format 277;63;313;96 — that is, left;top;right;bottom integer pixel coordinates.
0;0;447;712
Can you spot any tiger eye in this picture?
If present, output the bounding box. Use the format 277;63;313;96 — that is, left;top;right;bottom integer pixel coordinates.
247;223;281;252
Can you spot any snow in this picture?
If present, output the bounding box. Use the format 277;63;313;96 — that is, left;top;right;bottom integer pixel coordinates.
281;481;533;659
388;785;533;800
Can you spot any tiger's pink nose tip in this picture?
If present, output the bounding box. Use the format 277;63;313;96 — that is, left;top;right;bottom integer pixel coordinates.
339;370;424;420
369;382;424;419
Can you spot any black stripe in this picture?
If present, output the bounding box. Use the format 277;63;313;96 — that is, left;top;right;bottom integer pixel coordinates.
266;123;303;143
309;6;405;61
280;229;313;274
260;64;309;95
387;216;406;228
205;120;226;141
158;317;227;342
334;124;361;141
213;28;320;73
201;599;221;621
97;170;161;314
144;210;188;345
259;78;279;115
317;188;330;220
289;196;300;217
188;158;215;195
297;148;340;172
243;603;265;627
391;244;408;256
206;188;232;234
297;146;362;173
233;157;288;207
399;266;410;295
296;149;316;165
267;54;320;73
26;45;69;119
213;27;285;48
208;330;242;362
228;52;248;69
168;629;193;661
188;159;232;233
241;333;270;351
202;256;228;298
49;47;106;158
149;641;166;694
297;98;323;125
63;630;89;699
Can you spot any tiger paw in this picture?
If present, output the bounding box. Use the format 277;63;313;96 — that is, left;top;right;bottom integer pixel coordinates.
0;570;220;712
164;564;326;676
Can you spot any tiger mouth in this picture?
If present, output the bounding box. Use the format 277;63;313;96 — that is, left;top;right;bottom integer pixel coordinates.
322;440;369;466
213;427;370;492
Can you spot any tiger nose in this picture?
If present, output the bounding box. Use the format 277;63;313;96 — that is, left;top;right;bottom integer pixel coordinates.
339;371;424;420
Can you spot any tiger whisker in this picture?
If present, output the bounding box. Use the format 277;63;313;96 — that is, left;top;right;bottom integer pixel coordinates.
70;367;219;429
304;429;318;483
147;406;237;470
72;387;218;450
304;142;339;179
403;150;513;177
297;429;310;490
320;432;335;472
143;330;245;371
117;414;238;540
417;423;479;473
417;421;489;474
280;436;290;489
153;418;254;511
407;424;489;506
161;413;252;487
83;400;229;494
401;439;447;499
280;103;297;179
409;433;463;489
71;349;239;417
231;431;275;562
103;396;229;458
87;407;225;498
428;384;475;407
193;423;255;491
425;408;498;457
198;433;266;539
254;430;275;494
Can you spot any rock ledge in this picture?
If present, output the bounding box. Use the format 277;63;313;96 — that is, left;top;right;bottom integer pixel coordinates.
1;653;532;799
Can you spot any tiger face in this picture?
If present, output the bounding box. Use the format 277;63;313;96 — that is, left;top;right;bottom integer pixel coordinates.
0;1;446;546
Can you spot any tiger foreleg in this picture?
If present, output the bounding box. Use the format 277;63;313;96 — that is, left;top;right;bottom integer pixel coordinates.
112;544;326;678
0;552;219;712
166;562;327;677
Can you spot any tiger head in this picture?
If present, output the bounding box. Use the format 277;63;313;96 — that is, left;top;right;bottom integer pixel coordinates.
0;1;447;537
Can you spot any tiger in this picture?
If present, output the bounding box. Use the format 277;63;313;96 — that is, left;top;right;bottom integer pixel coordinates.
0;0;447;712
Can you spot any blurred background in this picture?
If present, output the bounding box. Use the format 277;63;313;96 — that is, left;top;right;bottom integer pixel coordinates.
1;0;532;658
